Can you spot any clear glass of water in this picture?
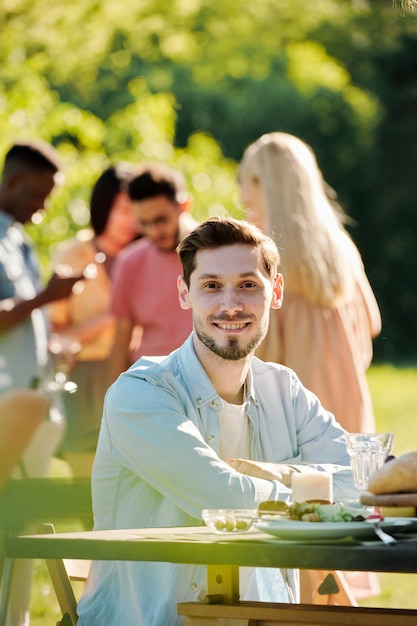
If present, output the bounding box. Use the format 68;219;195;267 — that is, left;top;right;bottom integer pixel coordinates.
346;432;394;491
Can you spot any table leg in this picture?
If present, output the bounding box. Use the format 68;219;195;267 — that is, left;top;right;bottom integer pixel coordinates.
206;564;240;604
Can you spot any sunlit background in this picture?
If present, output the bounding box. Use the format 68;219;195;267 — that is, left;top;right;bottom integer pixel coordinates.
1;0;417;361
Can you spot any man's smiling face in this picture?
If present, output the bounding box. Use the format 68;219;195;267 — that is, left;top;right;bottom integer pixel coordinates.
178;243;283;361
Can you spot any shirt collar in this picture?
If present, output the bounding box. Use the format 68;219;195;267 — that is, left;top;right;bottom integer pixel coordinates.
178;334;257;408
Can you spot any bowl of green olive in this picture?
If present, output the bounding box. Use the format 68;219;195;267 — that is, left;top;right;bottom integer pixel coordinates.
202;509;258;533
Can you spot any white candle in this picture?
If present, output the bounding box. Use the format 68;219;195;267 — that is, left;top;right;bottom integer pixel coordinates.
291;472;333;503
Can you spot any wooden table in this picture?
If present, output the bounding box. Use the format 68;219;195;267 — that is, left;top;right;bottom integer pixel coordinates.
6;525;417;625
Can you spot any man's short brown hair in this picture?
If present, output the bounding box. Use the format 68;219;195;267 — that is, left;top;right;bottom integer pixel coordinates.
177;216;280;287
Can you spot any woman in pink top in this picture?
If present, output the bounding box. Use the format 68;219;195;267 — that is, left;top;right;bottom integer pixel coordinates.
238;132;382;602
238;132;381;434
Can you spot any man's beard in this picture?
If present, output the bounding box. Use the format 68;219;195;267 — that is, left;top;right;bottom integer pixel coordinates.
193;315;268;361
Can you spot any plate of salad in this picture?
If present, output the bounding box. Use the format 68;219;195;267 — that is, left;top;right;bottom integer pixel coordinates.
255;501;414;540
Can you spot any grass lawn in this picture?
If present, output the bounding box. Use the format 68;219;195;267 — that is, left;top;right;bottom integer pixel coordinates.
26;363;417;623
359;363;417;610
367;363;417;458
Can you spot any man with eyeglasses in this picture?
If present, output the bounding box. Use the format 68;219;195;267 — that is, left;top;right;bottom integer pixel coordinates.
108;163;198;383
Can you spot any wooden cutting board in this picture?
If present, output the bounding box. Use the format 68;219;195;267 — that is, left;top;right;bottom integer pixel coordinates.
360;491;417;506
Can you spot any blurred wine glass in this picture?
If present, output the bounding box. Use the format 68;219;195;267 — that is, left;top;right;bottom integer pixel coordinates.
44;254;104;392
44;333;81;394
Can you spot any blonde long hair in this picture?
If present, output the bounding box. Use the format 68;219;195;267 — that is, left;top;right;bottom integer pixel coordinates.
238;132;360;307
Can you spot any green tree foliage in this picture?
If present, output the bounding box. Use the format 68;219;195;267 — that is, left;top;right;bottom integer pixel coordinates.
1;0;417;360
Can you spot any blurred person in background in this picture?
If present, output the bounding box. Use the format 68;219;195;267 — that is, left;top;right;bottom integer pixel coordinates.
108;162;198;383
238;132;381;435
238;131;382;602
50;164;140;478
0;140;81;626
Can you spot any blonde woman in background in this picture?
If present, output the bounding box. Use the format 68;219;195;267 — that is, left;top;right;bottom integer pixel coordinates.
50;164;140;477
238;132;382;603
238;132;381;435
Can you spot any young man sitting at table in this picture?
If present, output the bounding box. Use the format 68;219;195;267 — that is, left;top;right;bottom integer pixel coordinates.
77;216;358;626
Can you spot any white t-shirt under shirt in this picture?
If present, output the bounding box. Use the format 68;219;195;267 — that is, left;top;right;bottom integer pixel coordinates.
218;393;294;602
219;397;250;461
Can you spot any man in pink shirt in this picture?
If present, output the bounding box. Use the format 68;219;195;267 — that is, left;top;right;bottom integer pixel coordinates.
109;163;198;382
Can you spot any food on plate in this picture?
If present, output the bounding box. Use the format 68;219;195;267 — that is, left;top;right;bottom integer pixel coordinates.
360;490;417;513
258;500;290;515
367;451;417;494
258;499;332;516
288;502;367;522
381;506;416;518
258;500;368;523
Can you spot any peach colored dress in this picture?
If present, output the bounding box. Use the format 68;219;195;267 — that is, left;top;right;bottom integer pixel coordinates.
256;269;381;434
256;262;382;602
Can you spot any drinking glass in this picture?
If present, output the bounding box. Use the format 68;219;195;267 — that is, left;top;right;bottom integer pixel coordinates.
346;432;394;491
36;334;81;394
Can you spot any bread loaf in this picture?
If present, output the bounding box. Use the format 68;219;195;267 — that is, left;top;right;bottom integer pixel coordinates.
367;451;417;494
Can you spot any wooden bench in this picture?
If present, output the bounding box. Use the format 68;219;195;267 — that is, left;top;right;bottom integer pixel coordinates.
178;601;417;625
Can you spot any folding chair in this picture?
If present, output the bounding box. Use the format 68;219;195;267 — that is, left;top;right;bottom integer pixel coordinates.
38;523;90;626
0;477;92;626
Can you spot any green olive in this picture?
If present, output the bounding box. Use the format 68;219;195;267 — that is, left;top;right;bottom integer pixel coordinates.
236;520;248;530
225;518;237;531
